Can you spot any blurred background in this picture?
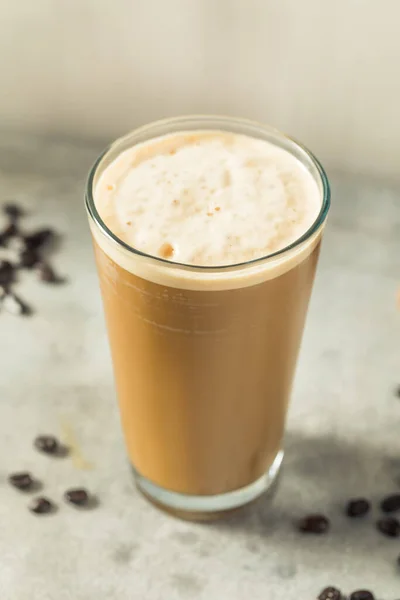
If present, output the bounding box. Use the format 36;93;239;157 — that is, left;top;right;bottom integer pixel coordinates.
1;0;399;179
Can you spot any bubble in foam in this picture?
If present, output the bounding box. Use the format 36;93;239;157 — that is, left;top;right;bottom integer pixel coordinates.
159;242;175;259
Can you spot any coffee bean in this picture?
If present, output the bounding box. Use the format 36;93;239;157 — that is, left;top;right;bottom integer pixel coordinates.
19;248;40;269
349;591;375;600
376;516;400;537
8;471;34;491
346;498;371;517
3;292;30;315
34;435;59;455
380;493;400;513
64;488;90;507
29;497;54;515
0;260;15;286
24;228;54;250
4;203;23;221
297;514;330;534
318;586;342;600
2;221;19;240
37;262;62;284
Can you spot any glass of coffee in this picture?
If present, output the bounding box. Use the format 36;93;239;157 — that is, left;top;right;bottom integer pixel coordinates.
85;116;330;519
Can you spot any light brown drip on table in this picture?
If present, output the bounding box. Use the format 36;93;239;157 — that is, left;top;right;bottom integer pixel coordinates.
60;421;94;470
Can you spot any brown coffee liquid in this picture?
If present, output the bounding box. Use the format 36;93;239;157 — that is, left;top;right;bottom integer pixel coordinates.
93;238;321;496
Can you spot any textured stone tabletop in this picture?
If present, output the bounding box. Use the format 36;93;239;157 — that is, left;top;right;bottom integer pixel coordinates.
0;133;399;599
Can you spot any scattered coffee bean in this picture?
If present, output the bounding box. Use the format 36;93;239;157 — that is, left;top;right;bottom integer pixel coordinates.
0;206;65;316
34;435;60;455
8;472;34;491
24;228;54;250
349;591;375;600
380;493;400;513
64;488;90;507
0;260;15;287
2;221;19;240
318;586;342;600
29;496;54;515
346;498;371;518
37;262;62;284
376;516;400;537
297;514;330;534
3;292;30;315
4;203;23;221
19;248;40;269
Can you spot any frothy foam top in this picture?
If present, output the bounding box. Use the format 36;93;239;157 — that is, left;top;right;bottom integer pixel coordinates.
94;131;321;267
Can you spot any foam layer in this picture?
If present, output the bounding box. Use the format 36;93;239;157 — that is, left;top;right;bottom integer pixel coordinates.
94;131;321;267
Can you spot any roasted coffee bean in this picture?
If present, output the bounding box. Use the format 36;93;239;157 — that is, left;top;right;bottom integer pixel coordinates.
297;514;330;534
64;488;90;506
349;591;375;600
380;493;400;513
8;471;34;491
376;516;400;537
0;227;17;245
37;262;61;284
0;260;15;286
3;292;30;315
4;203;23;221
19;248;39;269
318;586;342;600
346;498;371;517
29;497;54;515
24;228;54;250
34;435;59;455
1;221;18;240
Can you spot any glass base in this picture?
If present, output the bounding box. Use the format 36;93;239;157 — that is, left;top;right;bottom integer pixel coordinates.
133;450;284;520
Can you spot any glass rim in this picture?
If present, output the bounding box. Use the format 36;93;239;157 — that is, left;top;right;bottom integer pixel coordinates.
85;115;331;272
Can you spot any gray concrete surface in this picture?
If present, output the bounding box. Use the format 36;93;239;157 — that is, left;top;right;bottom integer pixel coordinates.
0;133;399;599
